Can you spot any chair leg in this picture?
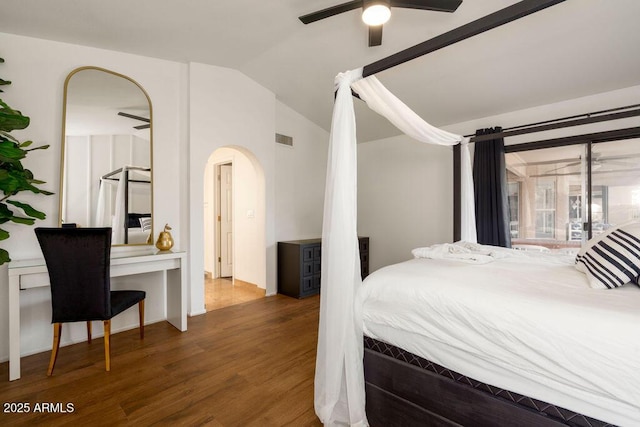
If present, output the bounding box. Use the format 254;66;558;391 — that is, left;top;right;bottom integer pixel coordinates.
87;321;92;344
103;320;111;372
47;323;62;376
139;299;145;340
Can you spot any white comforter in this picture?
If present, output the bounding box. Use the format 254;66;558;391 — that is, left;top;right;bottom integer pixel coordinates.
357;247;640;426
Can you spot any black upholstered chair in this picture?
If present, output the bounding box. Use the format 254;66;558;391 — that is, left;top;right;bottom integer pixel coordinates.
35;227;146;376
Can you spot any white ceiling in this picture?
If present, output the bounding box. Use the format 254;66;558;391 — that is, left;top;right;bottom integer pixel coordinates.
1;0;639;142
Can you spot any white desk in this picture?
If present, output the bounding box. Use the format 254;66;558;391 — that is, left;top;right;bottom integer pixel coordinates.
7;251;187;381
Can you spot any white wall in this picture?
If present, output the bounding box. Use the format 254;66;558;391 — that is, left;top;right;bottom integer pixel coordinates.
188;62;276;314
358;136;453;272
0;32;185;360
359;84;640;272
275;101;329;242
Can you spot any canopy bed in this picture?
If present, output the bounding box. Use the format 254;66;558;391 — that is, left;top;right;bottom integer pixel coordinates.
314;0;639;426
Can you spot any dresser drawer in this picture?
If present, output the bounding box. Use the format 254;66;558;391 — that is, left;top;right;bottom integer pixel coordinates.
278;238;369;298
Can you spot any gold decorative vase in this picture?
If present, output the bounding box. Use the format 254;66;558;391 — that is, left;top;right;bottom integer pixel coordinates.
155;224;174;252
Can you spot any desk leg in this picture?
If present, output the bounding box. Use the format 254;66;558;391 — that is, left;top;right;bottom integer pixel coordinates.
166;268;187;331
8;275;21;381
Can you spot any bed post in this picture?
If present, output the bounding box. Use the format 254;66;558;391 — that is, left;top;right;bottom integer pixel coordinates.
124;169;129;244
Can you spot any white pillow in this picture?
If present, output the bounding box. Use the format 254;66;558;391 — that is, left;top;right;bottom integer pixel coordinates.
575;221;640;289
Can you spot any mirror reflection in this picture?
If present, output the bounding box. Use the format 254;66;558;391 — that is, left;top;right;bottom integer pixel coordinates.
60;67;153;245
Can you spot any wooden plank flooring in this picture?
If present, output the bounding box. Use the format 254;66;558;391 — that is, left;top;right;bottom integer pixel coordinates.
0;295;322;426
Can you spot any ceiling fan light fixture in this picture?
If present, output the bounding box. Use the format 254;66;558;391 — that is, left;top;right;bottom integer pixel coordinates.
362;1;391;26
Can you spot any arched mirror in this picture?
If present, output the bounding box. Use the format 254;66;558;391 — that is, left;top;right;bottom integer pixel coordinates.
59;67;153;245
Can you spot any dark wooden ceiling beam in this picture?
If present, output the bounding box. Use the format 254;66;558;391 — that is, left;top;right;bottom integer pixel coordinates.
362;0;566;78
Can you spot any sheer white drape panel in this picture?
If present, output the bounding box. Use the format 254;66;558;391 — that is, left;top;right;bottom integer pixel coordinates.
315;70;477;426
314;68;368;427
315;70;368;426
351;76;462;146
460;141;477;243
95;180;108;227
112;168;127;244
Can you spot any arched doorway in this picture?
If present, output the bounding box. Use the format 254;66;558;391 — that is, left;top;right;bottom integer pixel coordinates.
203;146;267;311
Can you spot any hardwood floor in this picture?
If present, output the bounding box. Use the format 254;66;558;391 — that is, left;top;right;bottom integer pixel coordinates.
205;277;266;312
0;294;322;426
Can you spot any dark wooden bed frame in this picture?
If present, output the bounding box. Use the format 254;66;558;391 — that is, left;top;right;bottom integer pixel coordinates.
363;337;613;427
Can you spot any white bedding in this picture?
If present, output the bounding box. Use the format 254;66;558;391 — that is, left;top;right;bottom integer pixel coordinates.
357;247;640;426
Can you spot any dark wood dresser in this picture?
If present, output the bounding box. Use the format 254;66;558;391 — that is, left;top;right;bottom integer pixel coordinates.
277;237;369;298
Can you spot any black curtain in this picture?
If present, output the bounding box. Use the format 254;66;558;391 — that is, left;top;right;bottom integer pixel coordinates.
473;127;511;248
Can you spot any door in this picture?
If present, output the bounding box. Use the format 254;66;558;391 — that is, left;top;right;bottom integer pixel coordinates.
219;164;233;277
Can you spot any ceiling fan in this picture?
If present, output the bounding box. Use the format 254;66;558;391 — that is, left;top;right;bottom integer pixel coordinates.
298;0;463;47
117;111;150;130
544;153;640;175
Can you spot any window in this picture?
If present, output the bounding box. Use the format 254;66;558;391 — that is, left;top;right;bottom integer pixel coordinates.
505;138;640;249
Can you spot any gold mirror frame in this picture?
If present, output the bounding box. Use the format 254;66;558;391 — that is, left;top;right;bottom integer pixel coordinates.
59;66;154;246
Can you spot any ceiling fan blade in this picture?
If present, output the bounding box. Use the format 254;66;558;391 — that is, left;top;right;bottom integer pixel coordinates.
299;1;362;24
545;160;581;174
369;25;383;46
134;124;151;130
390;0;462;13
118;111;150;123
601;159;638;167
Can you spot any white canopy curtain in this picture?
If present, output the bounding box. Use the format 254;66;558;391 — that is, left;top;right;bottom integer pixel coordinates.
314;68;476;426
94;168;128;243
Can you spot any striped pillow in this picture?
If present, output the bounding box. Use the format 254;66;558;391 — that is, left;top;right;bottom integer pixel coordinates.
575;222;640;289
139;217;152;232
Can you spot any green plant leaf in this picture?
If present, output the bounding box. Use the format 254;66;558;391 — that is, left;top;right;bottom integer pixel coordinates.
0;164;53;197
0;202;12;217
0;56;51;265
0;140;27;161
0;100;30;132
25;144;50;151
6;200;46;220
0;201;36;226
9;216;35;225
0;248;10;265
0;130;19;143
